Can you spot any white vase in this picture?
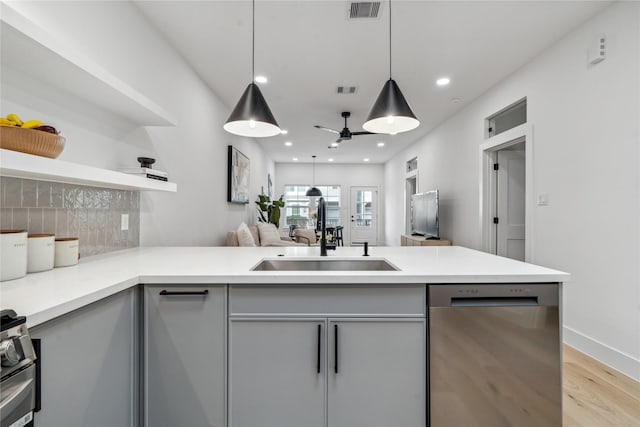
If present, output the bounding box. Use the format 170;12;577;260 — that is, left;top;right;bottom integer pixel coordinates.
1;230;28;281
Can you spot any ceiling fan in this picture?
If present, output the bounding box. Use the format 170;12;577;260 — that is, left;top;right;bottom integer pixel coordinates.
314;111;375;144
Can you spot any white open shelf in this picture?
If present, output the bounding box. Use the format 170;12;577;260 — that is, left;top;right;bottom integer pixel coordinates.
0;3;177;130
0;149;177;192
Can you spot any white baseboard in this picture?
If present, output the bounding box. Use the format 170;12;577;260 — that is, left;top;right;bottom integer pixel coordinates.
563;326;640;381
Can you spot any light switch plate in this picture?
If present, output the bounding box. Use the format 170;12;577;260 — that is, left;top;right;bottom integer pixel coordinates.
121;214;129;231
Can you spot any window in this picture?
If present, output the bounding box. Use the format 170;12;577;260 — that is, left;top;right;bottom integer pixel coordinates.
485;98;527;138
283;185;341;228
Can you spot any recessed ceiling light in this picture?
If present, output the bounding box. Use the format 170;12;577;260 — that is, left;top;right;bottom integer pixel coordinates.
330;142;339;147
451;97;461;103
377;142;385;147
436;77;451;86
363;158;370;162
284;141;293;146
292;157;298;161
328;158;334;162
280;129;288;135
255;75;268;84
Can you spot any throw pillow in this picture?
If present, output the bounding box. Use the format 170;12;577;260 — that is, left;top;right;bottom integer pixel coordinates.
236;222;257;247
257;223;282;246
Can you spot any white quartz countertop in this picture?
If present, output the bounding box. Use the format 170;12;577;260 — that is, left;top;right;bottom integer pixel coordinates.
0;246;569;327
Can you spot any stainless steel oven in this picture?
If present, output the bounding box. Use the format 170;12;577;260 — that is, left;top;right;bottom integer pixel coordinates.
1;310;37;427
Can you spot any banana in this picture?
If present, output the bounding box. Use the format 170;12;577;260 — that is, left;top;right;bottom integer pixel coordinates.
6;113;23;126
21;120;43;129
0;118;17;126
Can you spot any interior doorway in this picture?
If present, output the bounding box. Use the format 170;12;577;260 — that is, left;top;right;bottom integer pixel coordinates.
480;124;533;262
405;173;417;235
495;142;526;260
350;186;378;246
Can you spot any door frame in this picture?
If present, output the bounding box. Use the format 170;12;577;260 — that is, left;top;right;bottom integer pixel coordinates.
405;170;418;235
479;124;534;262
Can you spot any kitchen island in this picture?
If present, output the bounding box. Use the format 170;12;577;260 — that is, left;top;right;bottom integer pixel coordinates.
0;246;568;427
1;245;567;327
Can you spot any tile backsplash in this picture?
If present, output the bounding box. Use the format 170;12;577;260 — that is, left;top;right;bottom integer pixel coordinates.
0;177;139;257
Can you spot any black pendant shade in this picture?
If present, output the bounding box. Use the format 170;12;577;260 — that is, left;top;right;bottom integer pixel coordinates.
305;187;322;197
224;83;281;137
363;78;419;134
305;155;322;197
364;0;419;135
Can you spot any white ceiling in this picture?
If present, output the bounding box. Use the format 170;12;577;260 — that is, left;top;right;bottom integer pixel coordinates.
135;0;610;164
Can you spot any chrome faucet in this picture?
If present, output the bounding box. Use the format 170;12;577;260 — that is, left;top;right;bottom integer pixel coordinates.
318;197;336;256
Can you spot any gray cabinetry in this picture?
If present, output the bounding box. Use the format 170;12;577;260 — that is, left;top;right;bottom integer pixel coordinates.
229;319;326;427
228;285;426;427
30;288;137;427
327;319;426;427
144;285;226;427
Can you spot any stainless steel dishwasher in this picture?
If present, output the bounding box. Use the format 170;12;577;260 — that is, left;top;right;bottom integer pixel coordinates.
428;284;561;427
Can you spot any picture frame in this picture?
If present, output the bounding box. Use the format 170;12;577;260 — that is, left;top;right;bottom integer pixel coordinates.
267;173;273;198
227;145;250;204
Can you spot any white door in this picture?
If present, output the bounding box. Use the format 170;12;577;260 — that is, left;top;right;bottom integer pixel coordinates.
327;319;426;427
350;187;378;246
496;145;526;261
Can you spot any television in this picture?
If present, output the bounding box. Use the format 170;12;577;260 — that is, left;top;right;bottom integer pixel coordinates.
411;190;440;239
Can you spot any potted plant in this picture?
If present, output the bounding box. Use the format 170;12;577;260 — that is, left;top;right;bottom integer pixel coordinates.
255;194;285;228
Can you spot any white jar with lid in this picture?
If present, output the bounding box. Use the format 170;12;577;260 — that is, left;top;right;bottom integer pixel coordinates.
1;230;28;281
54;237;79;267
27;234;56;273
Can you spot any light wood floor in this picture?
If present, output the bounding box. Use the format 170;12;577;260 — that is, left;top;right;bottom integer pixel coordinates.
563;345;640;426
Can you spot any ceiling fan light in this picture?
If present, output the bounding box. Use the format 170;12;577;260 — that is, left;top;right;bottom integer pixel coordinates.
363;79;419;134
224;83;281;137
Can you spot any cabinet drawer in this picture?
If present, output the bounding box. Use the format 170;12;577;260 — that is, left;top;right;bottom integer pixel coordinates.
229;284;425;317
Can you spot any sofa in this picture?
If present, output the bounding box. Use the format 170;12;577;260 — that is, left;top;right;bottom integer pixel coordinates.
226;222;308;247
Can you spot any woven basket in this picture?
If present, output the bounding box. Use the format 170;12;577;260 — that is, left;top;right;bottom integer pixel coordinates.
0;126;66;159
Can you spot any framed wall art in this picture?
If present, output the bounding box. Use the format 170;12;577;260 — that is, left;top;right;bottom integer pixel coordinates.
227;145;250;204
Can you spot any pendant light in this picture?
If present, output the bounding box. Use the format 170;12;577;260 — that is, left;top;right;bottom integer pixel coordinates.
363;0;419;135
224;0;280;137
306;155;322;197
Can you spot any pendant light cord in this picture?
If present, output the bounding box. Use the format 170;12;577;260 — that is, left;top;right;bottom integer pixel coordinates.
389;0;392;79
312;155;316;186
252;0;255;81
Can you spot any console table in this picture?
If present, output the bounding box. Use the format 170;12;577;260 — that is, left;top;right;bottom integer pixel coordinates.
401;235;451;246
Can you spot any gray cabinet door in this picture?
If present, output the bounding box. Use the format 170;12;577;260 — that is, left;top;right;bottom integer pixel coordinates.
144;285;226;427
228;319;326;427
327;319;426;427
30;288;137;427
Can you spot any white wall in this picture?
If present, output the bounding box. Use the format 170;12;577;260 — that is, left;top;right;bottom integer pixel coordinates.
275;162;385;245
385;2;640;379
2;1;274;246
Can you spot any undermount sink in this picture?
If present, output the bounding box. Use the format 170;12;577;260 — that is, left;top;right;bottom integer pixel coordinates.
250;258;399;271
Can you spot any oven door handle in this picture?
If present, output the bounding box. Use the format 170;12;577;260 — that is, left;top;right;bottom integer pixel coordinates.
1;378;33;416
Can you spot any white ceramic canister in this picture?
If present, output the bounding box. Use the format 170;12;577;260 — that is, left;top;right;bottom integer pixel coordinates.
27;234;56;273
54;237;79;267
1;230;28;281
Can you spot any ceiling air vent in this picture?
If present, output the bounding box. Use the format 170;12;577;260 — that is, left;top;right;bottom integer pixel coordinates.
337;86;357;94
349;2;381;19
